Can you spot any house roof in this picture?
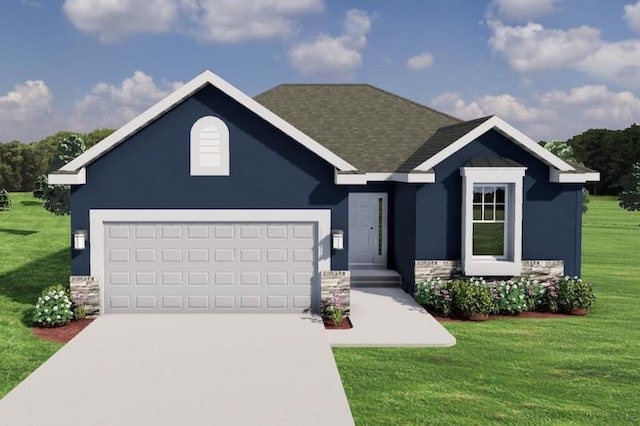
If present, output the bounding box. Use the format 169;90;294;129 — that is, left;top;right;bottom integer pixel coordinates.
466;157;524;168
49;70;599;185
254;84;461;173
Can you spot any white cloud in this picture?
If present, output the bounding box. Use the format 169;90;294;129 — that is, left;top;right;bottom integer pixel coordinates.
488;20;640;88
288;9;371;76
406;52;434;71
431;85;640;141
190;0;324;42
69;71;182;132
488;20;601;72
62;0;324;43
489;0;559;22
0;80;53;141
431;92;540;122
624;1;640;32
63;0;181;42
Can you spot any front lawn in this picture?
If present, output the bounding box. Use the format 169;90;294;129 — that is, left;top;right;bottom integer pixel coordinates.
1;194;639;425
0;193;69;397
334;195;640;425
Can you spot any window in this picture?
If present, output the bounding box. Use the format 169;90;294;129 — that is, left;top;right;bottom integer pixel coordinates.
472;185;506;257
190;116;229;176
460;166;526;276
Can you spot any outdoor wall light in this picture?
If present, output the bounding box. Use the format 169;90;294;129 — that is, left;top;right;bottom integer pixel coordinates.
332;229;344;250
73;230;88;250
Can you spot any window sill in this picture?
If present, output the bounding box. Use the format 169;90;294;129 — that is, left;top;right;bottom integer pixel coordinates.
463;260;522;277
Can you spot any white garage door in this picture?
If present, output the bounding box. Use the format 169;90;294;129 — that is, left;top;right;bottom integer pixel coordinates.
103;222;316;313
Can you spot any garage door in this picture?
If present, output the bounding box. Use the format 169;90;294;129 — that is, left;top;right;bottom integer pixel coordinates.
103;222;316;313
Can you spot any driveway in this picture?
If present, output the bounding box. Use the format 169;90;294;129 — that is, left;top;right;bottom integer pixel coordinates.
0;314;354;426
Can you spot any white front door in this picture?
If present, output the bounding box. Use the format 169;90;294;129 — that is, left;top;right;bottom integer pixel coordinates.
348;193;387;266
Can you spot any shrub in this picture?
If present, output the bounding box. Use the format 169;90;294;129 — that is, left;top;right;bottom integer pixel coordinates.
451;279;493;319
490;279;528;315
32;174;48;199
71;292;88;320
0;188;11;210
415;277;453;316
322;292;347;326
557;276;596;313
539;281;560;313
521;277;546;311
33;284;74;327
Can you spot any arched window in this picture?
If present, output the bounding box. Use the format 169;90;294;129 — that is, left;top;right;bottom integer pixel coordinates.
190;116;229;176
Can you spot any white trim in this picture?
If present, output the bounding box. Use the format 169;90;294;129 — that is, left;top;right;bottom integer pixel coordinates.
335;170;435;184
461;167;525;276
89;209;331;315
190;116;230;176
414;116;574;172
60;70;356;176
47;168;86;185
549;168;600;183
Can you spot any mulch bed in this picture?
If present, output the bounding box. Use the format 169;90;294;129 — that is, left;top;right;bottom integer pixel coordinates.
32;318;95;344
323;317;353;329
428;310;574;323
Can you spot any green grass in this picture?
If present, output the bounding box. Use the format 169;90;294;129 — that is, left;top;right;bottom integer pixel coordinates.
0;193;70;397
1;194;639;425
334;195;640;425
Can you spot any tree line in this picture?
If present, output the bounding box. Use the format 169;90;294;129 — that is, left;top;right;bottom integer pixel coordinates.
0;129;114;192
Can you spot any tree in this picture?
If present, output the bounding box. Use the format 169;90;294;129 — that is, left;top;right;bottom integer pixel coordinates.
619;162;640;212
41;135;86;216
0;188;11;210
543;141;591;213
32;174;48;199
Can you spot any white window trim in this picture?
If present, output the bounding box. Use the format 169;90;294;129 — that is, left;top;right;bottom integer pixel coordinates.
89;209;331;314
471;184;508;260
190;116;230;176
461;167;526;276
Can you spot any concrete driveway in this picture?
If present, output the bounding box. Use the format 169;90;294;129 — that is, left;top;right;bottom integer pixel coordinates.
0;315;354;426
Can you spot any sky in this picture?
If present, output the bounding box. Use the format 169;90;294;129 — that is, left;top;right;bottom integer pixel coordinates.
1;0;640;143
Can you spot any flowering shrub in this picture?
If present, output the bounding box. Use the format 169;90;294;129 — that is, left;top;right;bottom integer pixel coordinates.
539;281;560;312
323;292;347;326
557;276;596;313
414;277;453;316
489;280;528;314
33;284;74;328
415;275;596;319
72;292;88;320
521;277;546;311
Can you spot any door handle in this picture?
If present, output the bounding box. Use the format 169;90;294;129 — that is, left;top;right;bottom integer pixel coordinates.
370;227;374;230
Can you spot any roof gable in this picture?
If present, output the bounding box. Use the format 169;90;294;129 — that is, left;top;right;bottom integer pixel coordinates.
59;70;357;173
412;115;574;172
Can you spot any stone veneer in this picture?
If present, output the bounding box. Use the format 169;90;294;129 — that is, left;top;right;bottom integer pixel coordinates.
320;271;351;316
415;260;565;286
70;273;350;317
69;276;100;317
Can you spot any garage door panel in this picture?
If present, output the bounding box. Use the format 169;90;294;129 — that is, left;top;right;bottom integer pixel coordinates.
104;223;316;313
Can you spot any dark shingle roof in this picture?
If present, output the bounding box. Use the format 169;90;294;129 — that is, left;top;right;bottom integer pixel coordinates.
466;157;523;168
254;84;461;172
396;116;494;172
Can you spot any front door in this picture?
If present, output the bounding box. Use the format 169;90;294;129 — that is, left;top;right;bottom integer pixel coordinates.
348;193;387;266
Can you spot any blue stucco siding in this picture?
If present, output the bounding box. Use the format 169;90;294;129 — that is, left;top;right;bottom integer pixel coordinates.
415;129;583;276
71;85;350;275
392;183;416;291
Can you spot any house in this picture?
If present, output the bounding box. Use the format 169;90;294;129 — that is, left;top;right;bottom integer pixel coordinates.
48;70;599;315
